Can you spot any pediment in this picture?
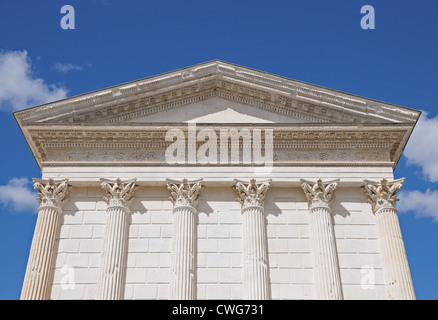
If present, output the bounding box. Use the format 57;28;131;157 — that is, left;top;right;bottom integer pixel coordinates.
126;97;306;124
14;60;421;170
14;60;420;126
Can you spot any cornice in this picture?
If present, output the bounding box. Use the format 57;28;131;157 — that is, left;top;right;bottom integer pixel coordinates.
41;161;395;168
14;61;420;125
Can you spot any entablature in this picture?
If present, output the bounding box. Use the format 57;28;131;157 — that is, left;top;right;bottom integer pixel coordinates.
23;122;412;169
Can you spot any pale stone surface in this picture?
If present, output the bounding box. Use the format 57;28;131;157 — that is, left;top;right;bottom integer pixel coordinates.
301;179;343;300
17;61;420;300
167;179;203;300
363;179;415;300
46;185;403;300
97;178;137;300
128;97;305;124
21;179;69;300
234;179;271;299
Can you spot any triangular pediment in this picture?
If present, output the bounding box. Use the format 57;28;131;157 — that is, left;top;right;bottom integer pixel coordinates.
126;97;306;124
14;60;420;126
13;61;422;171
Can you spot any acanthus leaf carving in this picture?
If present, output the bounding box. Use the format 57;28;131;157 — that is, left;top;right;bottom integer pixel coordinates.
363;178;405;213
100;178;137;208
233;178;271;209
166;178;203;209
300;178;339;210
32;178;70;209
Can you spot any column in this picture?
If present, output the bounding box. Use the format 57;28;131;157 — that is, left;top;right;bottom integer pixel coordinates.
97;178;137;300
300;178;343;300
363;178;415;300
21;178;70;300
233;178;271;300
167;178;203;300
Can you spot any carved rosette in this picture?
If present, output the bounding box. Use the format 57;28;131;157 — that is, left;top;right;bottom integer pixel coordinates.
100;178;137;208
33;178;69;211
233;178;271;210
363;178;404;214
300;178;339;211
167;178;203;210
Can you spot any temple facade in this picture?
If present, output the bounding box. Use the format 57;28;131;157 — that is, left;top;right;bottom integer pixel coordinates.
14;61;420;300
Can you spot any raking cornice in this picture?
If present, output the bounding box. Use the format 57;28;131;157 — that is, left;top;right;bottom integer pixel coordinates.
14;60;420;125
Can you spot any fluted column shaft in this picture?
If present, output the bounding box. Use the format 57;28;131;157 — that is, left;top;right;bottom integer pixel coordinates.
21;178;69;300
375;208;415;299
301;179;343;300
363;178;415;300
171;205;197;300
242;205;270;299
308;205;343;300
234;179;271;300
21;206;62;300
167;178;203;300
97;178;136;300
98;205;130;300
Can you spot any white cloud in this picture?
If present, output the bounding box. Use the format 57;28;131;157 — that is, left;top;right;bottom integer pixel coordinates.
54;62;83;73
0;50;67;110
398;189;438;222
0;177;38;212
403;112;438;182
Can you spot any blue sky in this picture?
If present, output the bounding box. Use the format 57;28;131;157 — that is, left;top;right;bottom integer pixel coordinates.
0;0;437;299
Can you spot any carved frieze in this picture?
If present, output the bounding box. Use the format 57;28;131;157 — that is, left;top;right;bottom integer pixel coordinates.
42;147;390;166
35;124;398;166
45;149;163;163
274;149;389;163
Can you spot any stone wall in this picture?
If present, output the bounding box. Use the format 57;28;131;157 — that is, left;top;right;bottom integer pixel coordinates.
49;185;386;300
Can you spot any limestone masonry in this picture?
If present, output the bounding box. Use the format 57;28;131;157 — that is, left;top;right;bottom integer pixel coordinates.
14;61;420;300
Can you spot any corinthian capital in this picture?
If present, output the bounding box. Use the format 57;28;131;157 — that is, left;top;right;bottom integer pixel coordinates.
363;178;405;213
167;178;203;209
33;178;69;209
233;178;271;209
100;178;137;208
300;178;339;210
